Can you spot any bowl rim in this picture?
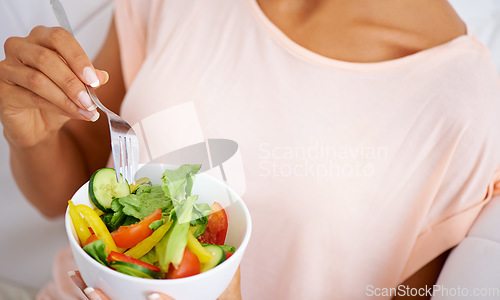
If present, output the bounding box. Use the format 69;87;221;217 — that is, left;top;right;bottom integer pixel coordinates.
65;167;252;284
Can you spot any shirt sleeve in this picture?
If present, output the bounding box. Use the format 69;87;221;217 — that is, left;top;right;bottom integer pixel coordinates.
401;167;500;281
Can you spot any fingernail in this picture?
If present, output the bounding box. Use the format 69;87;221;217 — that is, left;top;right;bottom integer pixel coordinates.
83;67;99;87
102;70;109;84
83;287;103;300
77;91;97;111
148;293;161;300
79;109;100;122
67;271;76;277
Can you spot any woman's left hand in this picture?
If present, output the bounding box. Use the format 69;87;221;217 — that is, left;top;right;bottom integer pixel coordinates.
68;270;174;300
69;267;242;300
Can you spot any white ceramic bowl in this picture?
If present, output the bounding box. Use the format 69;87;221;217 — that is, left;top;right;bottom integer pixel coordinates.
65;164;252;300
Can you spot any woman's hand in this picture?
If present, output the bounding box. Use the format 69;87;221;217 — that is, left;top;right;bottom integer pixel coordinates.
69;270;173;300
69;267;242;300
0;26;107;149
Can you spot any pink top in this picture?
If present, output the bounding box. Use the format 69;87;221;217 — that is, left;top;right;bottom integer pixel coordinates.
39;0;500;299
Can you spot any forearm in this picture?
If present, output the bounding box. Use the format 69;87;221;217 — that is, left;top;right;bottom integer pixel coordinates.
8;128;89;218
218;267;242;300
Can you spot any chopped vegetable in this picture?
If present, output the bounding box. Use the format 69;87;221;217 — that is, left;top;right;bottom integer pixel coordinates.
107;251;161;272
124;220;173;259
109;261;162;279
76;204;118;253
89;168;130;212
130;177;152;193
157;195;198;271
166;248;200;279
200;245;226;273
83;239;109;266
149;219;164;231
198;202;228;245
186;230;213;263
111;209;162;248
201;243;236;253
84;234;99;246
112;191;172;221
68;200;91;246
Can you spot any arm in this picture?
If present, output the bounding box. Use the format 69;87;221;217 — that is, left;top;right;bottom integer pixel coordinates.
393;250;450;299
0;19;125;218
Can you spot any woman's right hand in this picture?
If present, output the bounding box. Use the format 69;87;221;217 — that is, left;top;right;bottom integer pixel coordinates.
0;26;107;149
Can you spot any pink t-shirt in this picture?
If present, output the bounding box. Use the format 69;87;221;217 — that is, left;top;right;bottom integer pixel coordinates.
39;0;500;299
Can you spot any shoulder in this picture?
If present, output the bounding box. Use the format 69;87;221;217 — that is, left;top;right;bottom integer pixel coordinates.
423;36;500;125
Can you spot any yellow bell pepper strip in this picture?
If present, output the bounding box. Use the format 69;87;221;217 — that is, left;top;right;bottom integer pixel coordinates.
124;220;173;259
93;207;104;216
68;200;92;246
186;230;213;264
76;204;118;253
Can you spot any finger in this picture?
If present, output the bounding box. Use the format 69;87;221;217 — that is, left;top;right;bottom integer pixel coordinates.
68;270;87;290
97;70;109;85
28;26;100;87
0;83;96;122
148;293;175;300
14;41;96;111
84;287;112;300
0;62;99;121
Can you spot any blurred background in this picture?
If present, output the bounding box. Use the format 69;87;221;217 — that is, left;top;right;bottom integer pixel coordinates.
0;0;499;298
0;0;113;296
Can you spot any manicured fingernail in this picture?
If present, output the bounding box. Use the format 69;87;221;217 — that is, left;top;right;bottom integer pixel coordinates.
83;287;100;300
79;109;100;122
77;91;96;111
83;67;99;87
148;293;161;300
102;70;109;84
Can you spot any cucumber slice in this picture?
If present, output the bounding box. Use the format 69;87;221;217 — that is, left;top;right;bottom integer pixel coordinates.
109;261;162;279
89;168;130;212
200;245;226;273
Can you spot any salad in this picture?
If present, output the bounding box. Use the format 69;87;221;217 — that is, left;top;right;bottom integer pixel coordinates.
68;164;235;280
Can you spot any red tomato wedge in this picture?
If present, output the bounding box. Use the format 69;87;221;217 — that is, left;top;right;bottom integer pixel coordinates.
107;251;161;272
167;248;200;279
225;251;234;260
198;202;228;245
111;209;162;248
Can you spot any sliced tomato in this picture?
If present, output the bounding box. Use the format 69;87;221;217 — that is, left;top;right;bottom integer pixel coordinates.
107;251;161;272
167;248;200;279
225;251;234;260
198;202;228;245
84;234;99;247
111;209;162;248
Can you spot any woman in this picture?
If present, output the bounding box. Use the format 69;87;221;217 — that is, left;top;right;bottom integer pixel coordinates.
1;0;499;299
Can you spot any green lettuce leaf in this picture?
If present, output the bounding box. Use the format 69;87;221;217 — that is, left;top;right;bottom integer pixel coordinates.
190;202;211;237
156;195;198;271
161;164;201;205
83;239;108;266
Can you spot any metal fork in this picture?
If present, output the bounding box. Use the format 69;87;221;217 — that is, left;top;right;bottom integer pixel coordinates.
50;0;138;184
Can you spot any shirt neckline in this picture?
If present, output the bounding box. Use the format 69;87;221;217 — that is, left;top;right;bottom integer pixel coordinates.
245;0;472;71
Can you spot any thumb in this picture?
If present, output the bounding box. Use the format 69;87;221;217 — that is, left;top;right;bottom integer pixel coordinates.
148;292;175;300
95;69;109;86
